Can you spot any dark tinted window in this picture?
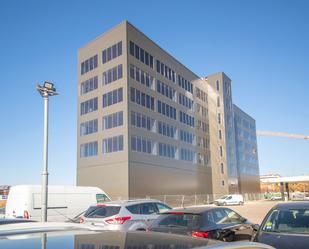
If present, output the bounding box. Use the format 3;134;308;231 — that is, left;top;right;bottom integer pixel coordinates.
126;204;140;214
157;214;201;228
85;206;120;218
140;203;158;215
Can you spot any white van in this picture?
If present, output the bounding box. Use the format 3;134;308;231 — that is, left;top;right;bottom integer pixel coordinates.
214;194;244;206
5;185;110;221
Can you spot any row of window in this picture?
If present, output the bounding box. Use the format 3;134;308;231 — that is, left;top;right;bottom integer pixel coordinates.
178;75;193;94
81;55;98;75
180;148;196;162
196;103;208;118
198;153;209;166
129;41;154;69
80;141;98;157
197;137;209;149
131;111;155;131
102;41;122;64
158;121;177;139
80;119;98;136
156;60;176;83
102;88;123;108
158;143;177;159
102;64;123;85
157;100;177;120
130;87;155;110
81;76;98;95
197;120;209;133
130;64;154;88
179;130;195;145
179;111;195;127
80;97;98;115
178;93;193;110
103;135;124;154
80;137;207;164
196;87;207;103
103;111;123;130
131;135;153;154
157;80;176;101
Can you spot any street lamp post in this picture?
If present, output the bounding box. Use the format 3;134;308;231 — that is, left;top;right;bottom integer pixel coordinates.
37;81;58;222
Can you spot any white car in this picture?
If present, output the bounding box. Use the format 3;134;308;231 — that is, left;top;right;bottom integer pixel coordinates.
80;199;171;231
214;195;244;206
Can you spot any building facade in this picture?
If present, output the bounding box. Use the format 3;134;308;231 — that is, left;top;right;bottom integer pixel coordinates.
77;21;259;199
233;105;260;193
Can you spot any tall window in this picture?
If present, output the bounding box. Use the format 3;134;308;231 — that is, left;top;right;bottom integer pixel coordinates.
158;143;177;159
103;111;123;130
81;76;98;95
131;135;153;154
157;100;176;120
178;75;193;93
131;111;155;131
158;121;177;139
80;97;98;115
103;135;124;154
129;41;154;69
80;141;98;157
130;87;154;110
102;41;122;64
216;80;220;91
130;64;154;88
102;65;123;85
80;119;98;136
81;55;98;75
102;88;123;108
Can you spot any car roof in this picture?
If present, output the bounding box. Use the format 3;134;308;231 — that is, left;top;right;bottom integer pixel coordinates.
275;201;309;210
167;206;221;214
0;224;220;248
93;199;163;206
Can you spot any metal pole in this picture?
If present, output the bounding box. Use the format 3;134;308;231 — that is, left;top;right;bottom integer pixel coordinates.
41;93;49;222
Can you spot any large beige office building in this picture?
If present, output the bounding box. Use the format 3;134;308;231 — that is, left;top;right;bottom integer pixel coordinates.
77;21;260;199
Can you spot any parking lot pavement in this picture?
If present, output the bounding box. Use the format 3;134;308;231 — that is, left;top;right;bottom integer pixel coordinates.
225;200;281;224
193;200;283;224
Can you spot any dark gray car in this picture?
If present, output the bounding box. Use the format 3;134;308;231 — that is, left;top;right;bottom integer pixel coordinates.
253;201;309;249
149;206;254;241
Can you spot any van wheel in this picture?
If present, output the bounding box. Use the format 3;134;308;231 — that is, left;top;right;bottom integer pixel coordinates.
223;202;227;206
239;201;244;205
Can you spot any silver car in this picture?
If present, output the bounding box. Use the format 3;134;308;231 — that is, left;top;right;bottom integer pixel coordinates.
80;199;171;231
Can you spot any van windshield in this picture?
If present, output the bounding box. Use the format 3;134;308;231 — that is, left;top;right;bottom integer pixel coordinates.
96;194;111;203
219;196;228;199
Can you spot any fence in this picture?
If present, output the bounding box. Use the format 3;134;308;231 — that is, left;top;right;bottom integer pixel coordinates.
114;193;264;208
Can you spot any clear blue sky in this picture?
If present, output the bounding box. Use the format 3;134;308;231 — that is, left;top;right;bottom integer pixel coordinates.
0;0;308;186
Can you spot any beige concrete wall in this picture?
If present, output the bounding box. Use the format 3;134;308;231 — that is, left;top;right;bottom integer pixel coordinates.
77;22;130;198
127;23;213;197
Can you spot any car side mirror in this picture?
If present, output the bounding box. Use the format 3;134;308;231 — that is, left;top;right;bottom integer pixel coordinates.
252;224;260;231
240;217;247;223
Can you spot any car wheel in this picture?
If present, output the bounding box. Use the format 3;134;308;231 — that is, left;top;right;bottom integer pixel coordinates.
136;228;146;231
239;201;244;205
223;202;227;206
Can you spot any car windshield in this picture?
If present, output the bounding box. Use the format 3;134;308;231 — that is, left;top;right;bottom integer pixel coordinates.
219;195;228;199
262;208;309;234
84;206;121;218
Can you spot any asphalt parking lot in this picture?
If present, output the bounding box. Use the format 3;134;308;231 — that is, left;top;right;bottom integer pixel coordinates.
199;200;283;224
